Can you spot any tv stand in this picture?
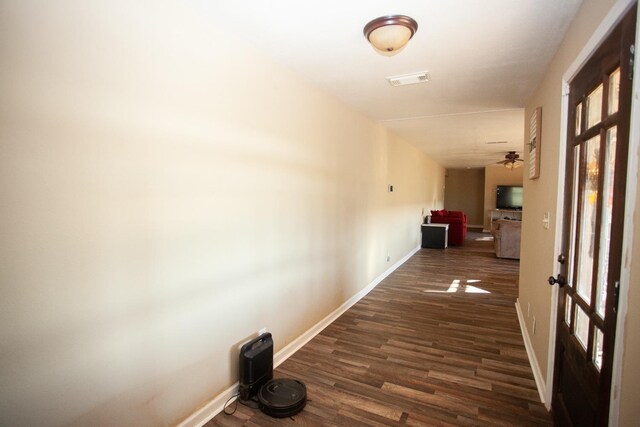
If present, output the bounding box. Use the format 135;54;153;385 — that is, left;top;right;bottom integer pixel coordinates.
490;209;522;231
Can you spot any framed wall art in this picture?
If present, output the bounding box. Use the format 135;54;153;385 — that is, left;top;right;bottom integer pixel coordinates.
528;107;542;179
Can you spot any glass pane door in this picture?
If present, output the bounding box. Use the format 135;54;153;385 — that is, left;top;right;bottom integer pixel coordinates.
553;6;635;425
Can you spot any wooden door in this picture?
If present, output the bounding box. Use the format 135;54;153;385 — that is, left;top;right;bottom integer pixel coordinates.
550;5;636;426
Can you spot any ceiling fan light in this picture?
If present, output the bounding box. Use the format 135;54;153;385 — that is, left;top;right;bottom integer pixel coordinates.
504;160;522;169
364;15;418;56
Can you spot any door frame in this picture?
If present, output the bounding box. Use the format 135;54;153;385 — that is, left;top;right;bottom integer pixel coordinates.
548;0;640;424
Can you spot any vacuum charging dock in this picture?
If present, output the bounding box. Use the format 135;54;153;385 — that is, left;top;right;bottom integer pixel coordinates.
238;333;306;418
239;333;273;400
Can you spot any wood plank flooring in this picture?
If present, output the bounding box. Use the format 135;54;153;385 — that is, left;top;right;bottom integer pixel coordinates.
208;231;552;426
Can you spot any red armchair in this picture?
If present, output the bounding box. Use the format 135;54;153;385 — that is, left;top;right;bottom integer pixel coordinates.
429;210;468;245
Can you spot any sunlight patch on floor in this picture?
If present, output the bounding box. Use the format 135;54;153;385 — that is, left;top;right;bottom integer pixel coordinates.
423;279;491;294
465;285;490;293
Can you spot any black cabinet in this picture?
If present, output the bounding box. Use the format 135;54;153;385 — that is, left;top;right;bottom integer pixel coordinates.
421;224;449;249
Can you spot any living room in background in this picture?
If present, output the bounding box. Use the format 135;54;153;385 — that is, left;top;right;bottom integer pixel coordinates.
444;168;485;229
483;165;524;231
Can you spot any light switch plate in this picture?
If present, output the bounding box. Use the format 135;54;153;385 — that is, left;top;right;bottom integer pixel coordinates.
543;211;550;229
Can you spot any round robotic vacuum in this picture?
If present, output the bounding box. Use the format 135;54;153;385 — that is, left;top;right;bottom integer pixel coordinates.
257;378;307;418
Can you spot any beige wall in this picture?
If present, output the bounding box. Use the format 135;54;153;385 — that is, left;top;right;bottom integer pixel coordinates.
0;2;445;426
482;165;524;230
521;0;640;423
444;168;485;227
619;159;640;425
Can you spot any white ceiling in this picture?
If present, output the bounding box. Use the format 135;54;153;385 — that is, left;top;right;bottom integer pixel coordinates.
201;0;582;169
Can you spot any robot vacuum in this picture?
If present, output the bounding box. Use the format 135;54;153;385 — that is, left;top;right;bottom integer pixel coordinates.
238;333;307;418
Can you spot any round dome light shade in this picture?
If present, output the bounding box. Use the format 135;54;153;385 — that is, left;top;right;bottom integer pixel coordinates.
364;15;418;55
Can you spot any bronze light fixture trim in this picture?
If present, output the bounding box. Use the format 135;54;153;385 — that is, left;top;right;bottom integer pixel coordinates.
363;15;418;55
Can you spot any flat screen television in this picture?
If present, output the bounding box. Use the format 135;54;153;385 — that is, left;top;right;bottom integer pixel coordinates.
496;185;523;210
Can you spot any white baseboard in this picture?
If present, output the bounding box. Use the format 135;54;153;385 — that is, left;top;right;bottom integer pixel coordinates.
177;382;239;427
274;245;420;368
178;245;421;427
515;298;548;407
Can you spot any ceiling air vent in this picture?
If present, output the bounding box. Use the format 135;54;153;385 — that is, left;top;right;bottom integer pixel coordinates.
485;141;508;145
386;71;430;87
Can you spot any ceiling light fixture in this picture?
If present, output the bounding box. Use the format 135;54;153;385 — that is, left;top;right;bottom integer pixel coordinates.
364;15;418;56
496;151;524;169
504;160;522;169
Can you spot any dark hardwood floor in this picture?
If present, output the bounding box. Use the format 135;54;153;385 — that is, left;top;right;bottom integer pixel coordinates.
208;231;552;426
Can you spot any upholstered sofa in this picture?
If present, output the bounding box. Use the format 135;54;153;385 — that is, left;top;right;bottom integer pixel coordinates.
429;210;467;245
492;219;522;259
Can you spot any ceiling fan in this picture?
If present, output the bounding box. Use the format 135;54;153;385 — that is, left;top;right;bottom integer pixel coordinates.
496;151;524;169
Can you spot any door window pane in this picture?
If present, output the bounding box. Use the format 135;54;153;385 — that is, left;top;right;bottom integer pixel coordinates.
587;84;604;128
567;145;581;288
575;305;590;350
576;137;600;304
593;327;604;370
564;294;572;326
596;127;617;318
608;68;621;115
576;103;583;136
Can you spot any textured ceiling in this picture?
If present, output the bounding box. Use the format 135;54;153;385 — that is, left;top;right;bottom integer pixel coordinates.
200;0;582;168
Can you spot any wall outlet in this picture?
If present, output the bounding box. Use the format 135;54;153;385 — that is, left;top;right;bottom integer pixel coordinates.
532;317;536;335
258;327;267;336
386;254;391;262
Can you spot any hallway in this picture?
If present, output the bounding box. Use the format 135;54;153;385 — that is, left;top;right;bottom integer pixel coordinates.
209;232;551;426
